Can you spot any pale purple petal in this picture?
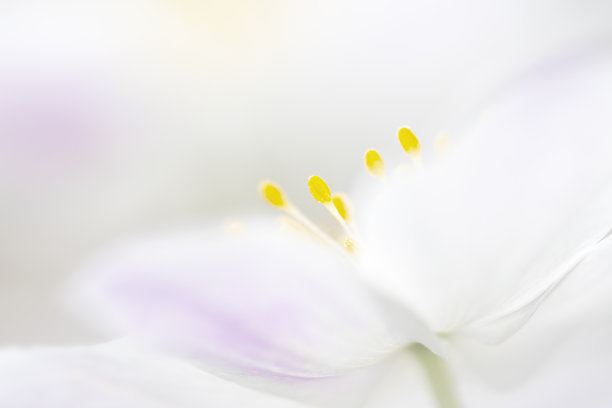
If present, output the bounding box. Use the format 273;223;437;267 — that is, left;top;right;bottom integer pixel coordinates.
70;223;439;384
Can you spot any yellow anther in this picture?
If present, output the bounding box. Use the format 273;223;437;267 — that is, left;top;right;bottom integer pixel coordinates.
398;127;421;155
331;193;351;221
259;180;287;208
364;149;385;177
308;175;332;203
344;238;356;253
259;179;353;258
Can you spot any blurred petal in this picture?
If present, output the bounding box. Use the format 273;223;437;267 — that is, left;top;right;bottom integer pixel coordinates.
460;234;612;343
450;238;612;406
223;357;396;408
71;223;439;381
362;238;612;407
0;343;308;408
362;51;612;340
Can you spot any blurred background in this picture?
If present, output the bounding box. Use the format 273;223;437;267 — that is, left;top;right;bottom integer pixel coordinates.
1;0;611;345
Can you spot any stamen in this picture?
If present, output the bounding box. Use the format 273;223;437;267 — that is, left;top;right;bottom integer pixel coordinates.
276;215;305;234
398;127;421;156
435;131;450;155
344;238;356;253
259;179;348;255
331;193;352;222
308;175;355;239
364;149;385;177
259;181;287;208
308;176;354;241
308;175;332;203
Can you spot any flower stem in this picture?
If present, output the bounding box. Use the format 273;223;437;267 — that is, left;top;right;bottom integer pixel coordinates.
410;344;462;408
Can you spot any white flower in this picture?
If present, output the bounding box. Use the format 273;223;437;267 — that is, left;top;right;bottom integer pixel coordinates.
0;342;309;408
70;51;612;407
3;0;611;346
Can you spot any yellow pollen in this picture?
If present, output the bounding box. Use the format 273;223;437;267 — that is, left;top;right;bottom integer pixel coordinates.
259;178;355;259
308;175;332;203
344;238;356;253
331;193;351;221
398;127;421;155
259;181;286;208
364;149;385;177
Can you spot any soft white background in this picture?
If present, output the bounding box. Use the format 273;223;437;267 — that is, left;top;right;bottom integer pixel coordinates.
0;0;611;344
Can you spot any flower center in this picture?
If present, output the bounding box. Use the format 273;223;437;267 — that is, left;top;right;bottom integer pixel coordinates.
259;127;446;255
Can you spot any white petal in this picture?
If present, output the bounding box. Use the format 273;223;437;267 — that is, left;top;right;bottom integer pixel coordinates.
362;51;612;340
70;223;439;383
0;343;308;408
450;242;612;407
366;238;612;408
458;234;612;342
224;358;397;408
